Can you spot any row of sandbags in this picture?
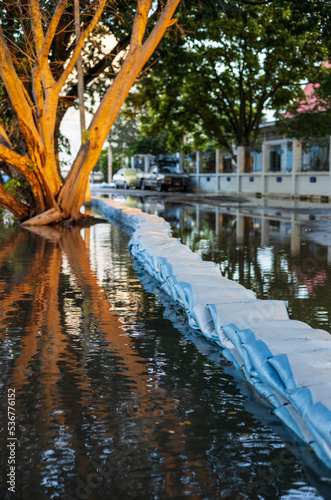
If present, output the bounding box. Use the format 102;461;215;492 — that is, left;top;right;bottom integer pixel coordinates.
93;197;331;469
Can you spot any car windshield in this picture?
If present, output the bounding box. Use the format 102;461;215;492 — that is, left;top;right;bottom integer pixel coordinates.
159;165;180;174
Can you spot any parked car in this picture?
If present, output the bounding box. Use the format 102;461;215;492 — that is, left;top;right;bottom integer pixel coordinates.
138;163;189;192
112;168;138;189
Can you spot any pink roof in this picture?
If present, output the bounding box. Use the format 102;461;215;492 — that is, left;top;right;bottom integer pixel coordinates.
284;83;326;117
284;63;330;117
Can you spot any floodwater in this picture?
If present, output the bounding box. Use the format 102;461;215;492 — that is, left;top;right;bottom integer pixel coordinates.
0;197;331;499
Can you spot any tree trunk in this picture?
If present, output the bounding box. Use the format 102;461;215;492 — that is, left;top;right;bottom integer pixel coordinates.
0;0;181;224
0;186;30;220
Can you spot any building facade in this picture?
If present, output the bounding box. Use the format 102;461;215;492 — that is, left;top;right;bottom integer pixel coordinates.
185;122;331;200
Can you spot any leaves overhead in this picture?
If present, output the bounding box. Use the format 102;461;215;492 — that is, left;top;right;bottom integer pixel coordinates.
128;0;330;153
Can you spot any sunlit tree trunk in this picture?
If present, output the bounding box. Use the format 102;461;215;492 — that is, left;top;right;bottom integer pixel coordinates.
0;0;180;224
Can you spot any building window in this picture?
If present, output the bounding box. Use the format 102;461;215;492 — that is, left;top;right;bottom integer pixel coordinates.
201;150;216;173
223;153;235;173
302;140;329;172
287;142;293;172
252;151;262;172
270;145;282;172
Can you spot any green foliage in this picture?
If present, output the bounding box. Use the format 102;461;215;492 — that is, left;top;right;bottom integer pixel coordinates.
277;64;331;140
3;178;30;201
94;149;108;181
278;110;331;142
0;208;18;228
128;0;330;152
81;129;91;145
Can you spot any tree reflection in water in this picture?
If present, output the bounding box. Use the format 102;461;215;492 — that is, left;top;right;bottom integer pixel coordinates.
0;222;330;499
169;207;331;332
0;226;219;499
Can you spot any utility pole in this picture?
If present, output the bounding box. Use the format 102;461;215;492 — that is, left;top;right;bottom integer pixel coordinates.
108;140;113;184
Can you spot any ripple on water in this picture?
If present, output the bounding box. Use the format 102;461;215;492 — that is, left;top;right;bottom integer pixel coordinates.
0;222;330;499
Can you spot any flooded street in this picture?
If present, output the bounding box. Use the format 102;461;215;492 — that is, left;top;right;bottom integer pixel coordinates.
1;195;331;499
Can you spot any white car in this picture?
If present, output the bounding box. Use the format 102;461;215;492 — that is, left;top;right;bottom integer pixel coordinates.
112;168;138;189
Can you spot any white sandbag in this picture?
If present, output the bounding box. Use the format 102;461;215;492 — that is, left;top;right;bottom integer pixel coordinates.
132;239;180;257
159;259;217;282
269;351;331;396
174;282;256;311
208;300;289;334
167;268;223;282
164;276;237;306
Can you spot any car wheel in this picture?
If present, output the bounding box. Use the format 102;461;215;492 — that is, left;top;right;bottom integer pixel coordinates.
156;181;163;192
140;179;146;190
114;182;118;189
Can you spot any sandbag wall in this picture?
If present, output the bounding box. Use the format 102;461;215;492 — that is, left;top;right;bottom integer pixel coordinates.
93;197;331;470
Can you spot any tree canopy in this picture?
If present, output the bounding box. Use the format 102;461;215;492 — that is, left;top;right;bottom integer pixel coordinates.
0;0;180;224
128;0;330;159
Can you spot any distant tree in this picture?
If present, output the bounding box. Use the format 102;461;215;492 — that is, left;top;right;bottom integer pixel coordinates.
94;108;172;182
0;0;180;224
129;0;329;167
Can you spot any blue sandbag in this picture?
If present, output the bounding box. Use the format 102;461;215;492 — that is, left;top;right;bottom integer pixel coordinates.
274;405;312;443
290;387;313;415
242;341;288;399
267;354;297;393
304;402;331;468
220;324;256;357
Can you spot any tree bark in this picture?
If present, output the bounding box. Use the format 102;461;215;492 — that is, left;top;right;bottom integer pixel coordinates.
0;186;30;220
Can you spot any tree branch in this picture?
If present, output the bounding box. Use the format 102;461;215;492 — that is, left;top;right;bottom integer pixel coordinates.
0;123;12;149
35;0;68;86
130;0;154;53
0;25;44;155
58;0;181;218
136;0;180;62
0;142;55;213
0;143;36;179
28;0;45;54
59;34;131;113
55;0;108;93
0;185;30;220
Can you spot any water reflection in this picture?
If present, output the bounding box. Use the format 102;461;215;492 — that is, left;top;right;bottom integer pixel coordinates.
0;226;210;498
0;222;330;499
127;195;331;332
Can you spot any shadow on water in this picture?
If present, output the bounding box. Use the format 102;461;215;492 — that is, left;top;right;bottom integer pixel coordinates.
0;222;330;499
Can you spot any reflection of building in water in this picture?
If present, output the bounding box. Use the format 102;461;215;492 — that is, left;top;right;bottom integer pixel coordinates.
128;195;331;264
148;201;330;330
